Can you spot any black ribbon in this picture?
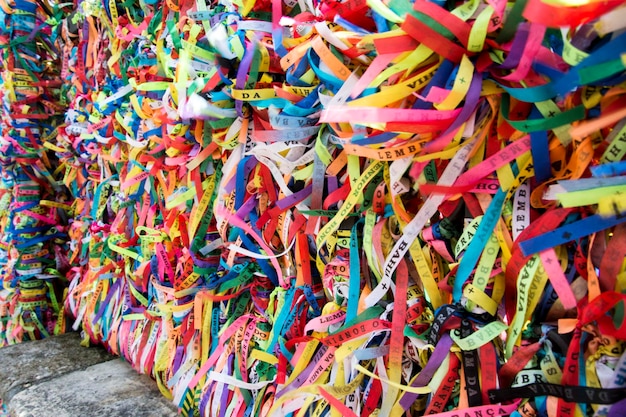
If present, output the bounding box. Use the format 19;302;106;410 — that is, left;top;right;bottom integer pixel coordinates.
488;383;626;404
461;319;482;407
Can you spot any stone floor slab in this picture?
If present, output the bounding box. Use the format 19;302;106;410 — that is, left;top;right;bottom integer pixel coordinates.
8;360;178;417
0;333;114;403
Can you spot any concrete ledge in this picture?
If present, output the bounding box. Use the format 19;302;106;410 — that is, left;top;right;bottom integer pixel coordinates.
0;332;114;403
0;333;178;417
9;360;178;417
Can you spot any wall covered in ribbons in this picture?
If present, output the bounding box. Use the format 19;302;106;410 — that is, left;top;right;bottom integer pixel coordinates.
0;0;71;343
2;0;626;416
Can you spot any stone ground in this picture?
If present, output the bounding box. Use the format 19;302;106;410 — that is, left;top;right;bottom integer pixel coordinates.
0;333;178;417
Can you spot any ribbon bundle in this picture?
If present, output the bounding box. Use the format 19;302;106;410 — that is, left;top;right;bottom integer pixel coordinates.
3;0;626;416
0;0;70;344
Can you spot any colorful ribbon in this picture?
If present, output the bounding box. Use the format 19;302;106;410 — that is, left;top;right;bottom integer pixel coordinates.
2;0;626;416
